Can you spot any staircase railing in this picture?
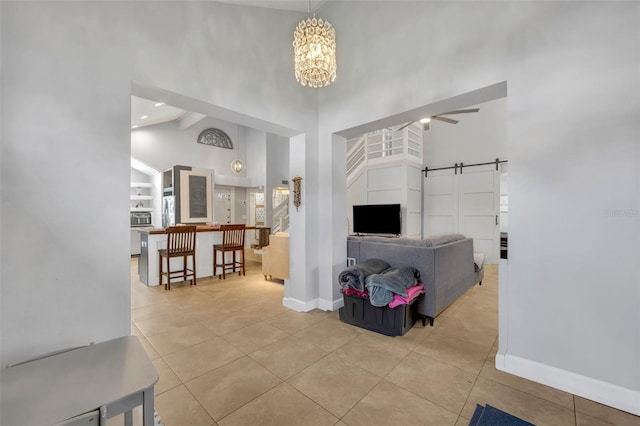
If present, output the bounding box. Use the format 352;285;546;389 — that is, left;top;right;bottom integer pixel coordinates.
271;197;289;234
346;123;423;185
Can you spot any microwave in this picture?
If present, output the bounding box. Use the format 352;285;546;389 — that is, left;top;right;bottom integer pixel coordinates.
131;212;152;227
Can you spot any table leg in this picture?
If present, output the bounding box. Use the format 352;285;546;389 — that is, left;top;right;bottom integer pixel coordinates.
142;387;155;426
124;409;133;426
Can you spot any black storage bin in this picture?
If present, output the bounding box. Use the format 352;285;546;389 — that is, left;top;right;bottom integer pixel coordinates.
338;292;420;336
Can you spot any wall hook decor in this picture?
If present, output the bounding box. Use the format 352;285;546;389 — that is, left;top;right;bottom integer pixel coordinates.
292;176;302;211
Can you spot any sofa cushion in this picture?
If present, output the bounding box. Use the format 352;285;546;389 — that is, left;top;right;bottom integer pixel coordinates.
348;234;467;248
348;235;430;247
422;234;466;247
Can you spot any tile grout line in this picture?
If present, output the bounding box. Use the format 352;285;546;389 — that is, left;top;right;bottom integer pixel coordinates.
185;356;285;426
455;335;498;422
135;261;629;426
377;349;464;419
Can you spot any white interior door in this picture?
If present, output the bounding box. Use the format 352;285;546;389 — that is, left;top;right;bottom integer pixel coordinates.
458;166;500;264
424;169;458;235
215;187;232;224
423;165;500;263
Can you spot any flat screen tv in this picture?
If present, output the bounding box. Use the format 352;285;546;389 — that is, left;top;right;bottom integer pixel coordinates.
353;204;401;235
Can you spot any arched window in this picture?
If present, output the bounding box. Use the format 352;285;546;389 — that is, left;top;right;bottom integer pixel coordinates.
197;128;233;149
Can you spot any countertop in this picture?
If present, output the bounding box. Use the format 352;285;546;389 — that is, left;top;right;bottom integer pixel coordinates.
139;225;259;235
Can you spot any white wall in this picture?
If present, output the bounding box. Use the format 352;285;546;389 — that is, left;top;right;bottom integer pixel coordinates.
131;116;246;181
1;1;134;366
424;98;507;167
317;0;639;415
266;134;290;190
0;1;319;366
130;168;152;184
346;171;367;234
502;3;639;411
243;127;267;188
266;133;290;228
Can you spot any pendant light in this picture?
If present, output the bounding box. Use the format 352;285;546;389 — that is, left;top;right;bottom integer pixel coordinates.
293;0;337;88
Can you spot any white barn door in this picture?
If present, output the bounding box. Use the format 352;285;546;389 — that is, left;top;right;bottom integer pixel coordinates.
424;165;500;264
458;165;500;264
424;169;458;235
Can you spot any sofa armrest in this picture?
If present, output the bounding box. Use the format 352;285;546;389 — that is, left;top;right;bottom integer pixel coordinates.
432;238;476;315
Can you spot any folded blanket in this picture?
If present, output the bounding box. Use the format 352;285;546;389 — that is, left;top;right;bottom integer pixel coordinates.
338;258;391;292
366;266;420;307
388;284;425;308
342;288;369;298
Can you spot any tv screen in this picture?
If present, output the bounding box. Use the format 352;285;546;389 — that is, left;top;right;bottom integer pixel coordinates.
353;204;401;235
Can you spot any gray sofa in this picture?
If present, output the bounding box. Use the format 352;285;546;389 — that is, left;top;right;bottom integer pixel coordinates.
347;234;482;325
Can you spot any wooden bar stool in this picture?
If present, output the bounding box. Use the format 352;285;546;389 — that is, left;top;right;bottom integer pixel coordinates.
158;225;197;290
213;224;246;279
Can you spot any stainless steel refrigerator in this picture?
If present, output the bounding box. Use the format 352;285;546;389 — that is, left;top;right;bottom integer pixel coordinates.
162;196;175;227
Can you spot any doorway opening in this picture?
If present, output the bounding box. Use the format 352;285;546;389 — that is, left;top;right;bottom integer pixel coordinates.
129;83;300;289
340;82;508;267
331;81;509;328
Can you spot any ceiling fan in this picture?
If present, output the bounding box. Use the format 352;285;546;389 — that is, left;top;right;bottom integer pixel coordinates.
397;108;480;131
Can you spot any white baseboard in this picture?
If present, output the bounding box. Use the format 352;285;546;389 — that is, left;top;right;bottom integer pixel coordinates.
318;297;344;311
282;297;344;312
496;351;640;416
282;297;318;312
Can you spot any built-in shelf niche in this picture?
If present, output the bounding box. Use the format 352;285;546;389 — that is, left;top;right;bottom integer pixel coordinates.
130;181;154;212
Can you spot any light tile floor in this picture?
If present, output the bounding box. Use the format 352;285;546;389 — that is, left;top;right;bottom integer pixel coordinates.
118;256;640;426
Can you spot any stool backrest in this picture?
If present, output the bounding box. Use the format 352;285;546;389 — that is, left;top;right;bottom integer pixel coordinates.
221;224;246;247
166;226;196;254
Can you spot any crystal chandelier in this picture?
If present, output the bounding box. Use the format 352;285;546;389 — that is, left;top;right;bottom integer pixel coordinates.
293;6;336;88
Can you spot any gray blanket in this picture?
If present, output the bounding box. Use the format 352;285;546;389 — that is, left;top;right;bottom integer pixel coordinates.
366;266;420;307
338;258;391;292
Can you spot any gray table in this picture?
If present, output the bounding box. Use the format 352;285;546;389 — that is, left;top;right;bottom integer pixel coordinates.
0;336;159;426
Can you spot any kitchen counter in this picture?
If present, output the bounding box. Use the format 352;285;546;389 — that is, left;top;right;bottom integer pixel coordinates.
131;226;155;256
139;224;256;235
137;225;259;286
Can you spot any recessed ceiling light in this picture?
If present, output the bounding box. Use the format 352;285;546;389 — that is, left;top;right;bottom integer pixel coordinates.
140;115;148;119
131;125;139;129
154;102;165;107
419;117;431;124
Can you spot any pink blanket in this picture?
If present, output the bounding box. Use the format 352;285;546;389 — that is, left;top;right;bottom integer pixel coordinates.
342;284;424;308
388;284;425;308
342;288;369;298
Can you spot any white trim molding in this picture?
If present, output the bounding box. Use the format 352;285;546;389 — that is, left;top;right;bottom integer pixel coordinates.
282;297;318;312
282;297;344;312
496;352;640;416
318;297;344;311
